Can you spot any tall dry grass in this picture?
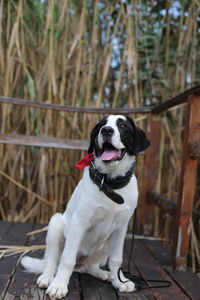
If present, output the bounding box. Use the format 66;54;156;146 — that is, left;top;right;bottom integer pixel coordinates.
0;0;199;271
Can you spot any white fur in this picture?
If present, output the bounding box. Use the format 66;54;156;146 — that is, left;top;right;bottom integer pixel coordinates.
21;257;45;274
21;115;138;299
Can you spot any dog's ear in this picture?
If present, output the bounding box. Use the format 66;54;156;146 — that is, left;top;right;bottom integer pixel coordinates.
88;117;108;154
126;116;150;155
134;127;151;155
88;123;100;154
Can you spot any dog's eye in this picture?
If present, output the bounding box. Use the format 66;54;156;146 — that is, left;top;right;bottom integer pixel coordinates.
120;122;128;128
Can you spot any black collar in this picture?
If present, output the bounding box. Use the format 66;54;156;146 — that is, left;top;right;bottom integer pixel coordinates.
89;163;134;205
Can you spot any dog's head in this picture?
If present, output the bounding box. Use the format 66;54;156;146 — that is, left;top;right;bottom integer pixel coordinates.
88;115;150;175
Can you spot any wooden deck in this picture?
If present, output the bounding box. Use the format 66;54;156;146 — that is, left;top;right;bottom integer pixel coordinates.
0;221;199;300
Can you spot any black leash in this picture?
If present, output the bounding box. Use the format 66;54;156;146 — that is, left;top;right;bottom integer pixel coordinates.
118;267;171;290
118;209;172;291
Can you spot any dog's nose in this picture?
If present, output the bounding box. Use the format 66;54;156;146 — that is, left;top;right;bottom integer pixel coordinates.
101;126;114;136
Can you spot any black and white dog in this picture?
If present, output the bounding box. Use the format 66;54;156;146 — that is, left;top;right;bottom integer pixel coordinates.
21;115;150;299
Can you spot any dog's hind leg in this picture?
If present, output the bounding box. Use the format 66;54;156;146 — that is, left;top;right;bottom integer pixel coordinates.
37;213;65;289
83;264;111;281
81;244;111;281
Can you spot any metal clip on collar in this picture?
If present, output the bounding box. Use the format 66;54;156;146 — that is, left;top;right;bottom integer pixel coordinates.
100;175;105;191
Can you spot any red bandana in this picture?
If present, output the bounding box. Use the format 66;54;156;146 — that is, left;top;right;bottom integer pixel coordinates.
75;153;94;170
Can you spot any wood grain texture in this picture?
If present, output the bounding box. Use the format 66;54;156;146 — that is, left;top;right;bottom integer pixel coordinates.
172;95;200;269
140;114;161;233
123;238;153;300
80;274;117;300
1;83;200;115
130;240;189;300
166;267;200;300
0;133;89;151
0;222;34;300
0;96;152;114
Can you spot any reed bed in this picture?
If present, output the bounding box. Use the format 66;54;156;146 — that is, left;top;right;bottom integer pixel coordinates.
0;0;199;271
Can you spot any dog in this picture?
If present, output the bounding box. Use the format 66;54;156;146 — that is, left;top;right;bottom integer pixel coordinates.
21;114;150;299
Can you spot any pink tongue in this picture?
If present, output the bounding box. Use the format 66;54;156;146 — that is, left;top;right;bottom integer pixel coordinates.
101;150;121;161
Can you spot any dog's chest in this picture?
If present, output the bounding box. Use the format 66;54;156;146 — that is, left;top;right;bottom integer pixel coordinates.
89;207;118;235
79;206;127;255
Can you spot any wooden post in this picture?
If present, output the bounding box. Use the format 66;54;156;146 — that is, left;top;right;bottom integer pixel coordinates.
172;94;200;270
140;114;161;234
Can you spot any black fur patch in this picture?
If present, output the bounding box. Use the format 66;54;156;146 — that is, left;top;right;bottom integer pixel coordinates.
88;116;108;154
118;116;150;155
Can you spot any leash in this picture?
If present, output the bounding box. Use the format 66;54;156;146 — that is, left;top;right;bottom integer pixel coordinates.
118;267;171;290
118;209;172;291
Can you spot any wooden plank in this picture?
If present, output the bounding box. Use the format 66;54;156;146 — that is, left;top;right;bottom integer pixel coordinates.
152;84;200;114
81;274;117;300
141;239;171;267
166;267;200;300
172;95;200;269
117;291;146;300
65;273;81;300
140;114;161;233
128;239;189;300
124;239;158;300
3;223;45;300
3;269;43;300
7;268;80;300
3;288;44;300
0;96;152;114
148;191;176;216
0;133;89;151
122;238;153;300
0;222;34;246
1;84;200;116
4;223;80;300
142;239;200;299
0;222;13;240
0;222;34;299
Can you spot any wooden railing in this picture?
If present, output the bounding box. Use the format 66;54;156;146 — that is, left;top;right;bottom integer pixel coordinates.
140;85;200;270
0;83;200;270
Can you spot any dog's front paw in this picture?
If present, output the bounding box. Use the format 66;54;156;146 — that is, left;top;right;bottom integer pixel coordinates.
37;273;53;288
46;279;68;299
112;278;136;293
